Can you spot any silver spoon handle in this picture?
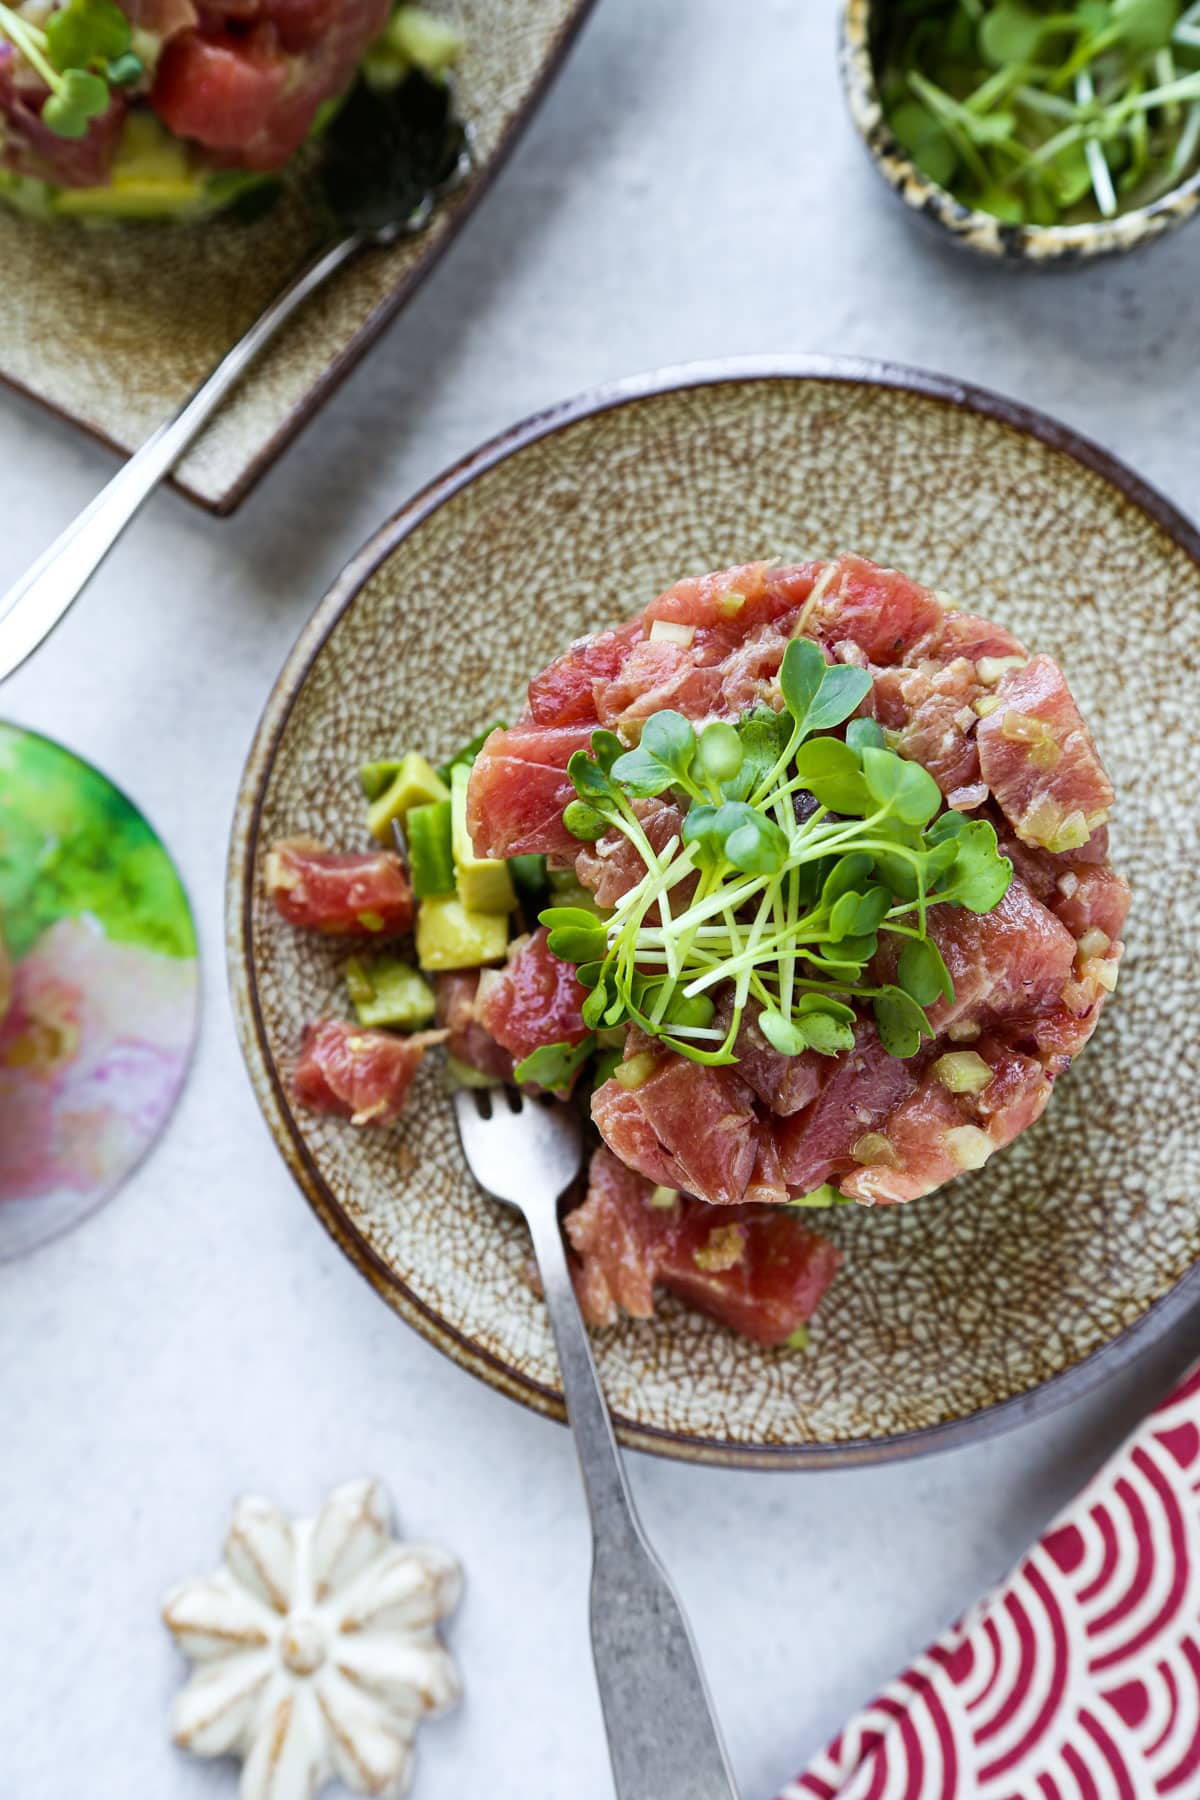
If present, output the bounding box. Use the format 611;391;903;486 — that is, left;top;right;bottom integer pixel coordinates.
524;1200;739;1800
0;231;362;685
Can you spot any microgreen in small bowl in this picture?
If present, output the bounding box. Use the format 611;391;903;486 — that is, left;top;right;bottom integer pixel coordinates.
840;0;1200;263
530;638;1012;1075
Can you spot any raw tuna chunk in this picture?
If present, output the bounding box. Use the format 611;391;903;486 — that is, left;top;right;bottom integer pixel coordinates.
465;553;1127;1221
477;929;590;1062
592;1042;760;1206
526;622;642;726
872;658;986;801
435;972;514;1084
715;994;826;1117
805;553;945;665
777;1026;920;1194
265;836;413;936
977;655;1114;852
840;1041;1052;1205
151;0;389;169
466;723;595;860
917;877;1078;1035
293;1018;429;1124
567;1148;840;1346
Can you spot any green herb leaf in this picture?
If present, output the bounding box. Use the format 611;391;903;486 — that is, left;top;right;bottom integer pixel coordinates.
873;985;934;1058
567;748;617;804
797;1010;856;1055
695;720;744;786
846;717;886;755
933;818;1014;912
897;936;954;1007
41;65;109;136
758;1009;808;1056
791;736;873;815
723;808;789;875
46;0;130;72
861;745;943;825
724;706;791;799
611;709;697;797
513;1035;597;1093
780;638;873;738
563;800;608;841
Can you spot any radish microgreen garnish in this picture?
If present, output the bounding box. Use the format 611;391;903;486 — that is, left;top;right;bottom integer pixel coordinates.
0;0;142;141
541;638;1012;1067
879;0;1200;226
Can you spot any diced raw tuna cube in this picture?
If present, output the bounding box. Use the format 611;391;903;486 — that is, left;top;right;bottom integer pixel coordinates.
919;876;1078;1034
592;1044;760;1206
715;994;827;1117
977;655;1115;852
477;929;590;1063
467;723;596;860
839;1040;1052;1204
566;1148;840;1345
526;622;642;726
435;972;514;1084
872;658;985;798
266;836;414;937
806;553;946;664
152;0;390;171
293;1018;430;1125
776;1025;919;1194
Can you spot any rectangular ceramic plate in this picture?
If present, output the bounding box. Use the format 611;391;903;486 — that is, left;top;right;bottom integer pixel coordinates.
0;0;594;513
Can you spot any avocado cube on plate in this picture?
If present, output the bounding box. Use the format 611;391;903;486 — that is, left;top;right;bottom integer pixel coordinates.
450;764;515;913
366;753;449;842
415;895;509;971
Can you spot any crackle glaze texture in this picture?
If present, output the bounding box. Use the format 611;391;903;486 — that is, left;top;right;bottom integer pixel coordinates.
0;0;593;512
841;0;1200;265
229;369;1200;1466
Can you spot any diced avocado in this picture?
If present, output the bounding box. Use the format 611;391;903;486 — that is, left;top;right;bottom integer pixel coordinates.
56;112;204;218
366;752;449;842
450;764;515;914
388;5;463;74
416;895;509;971
407;800;455;899
436;721;506;786
344;955;436;1030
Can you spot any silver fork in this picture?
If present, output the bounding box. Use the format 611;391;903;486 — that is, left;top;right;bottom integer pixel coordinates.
453;1085;740;1800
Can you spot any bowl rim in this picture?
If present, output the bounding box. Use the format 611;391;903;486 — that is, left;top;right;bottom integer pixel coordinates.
227;353;1200;1470
839;0;1200;262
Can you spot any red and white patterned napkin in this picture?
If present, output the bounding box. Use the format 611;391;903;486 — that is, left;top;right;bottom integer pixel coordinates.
784;1363;1200;1798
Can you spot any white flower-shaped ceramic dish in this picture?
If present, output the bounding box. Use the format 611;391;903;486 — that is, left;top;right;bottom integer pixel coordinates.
163;1477;461;1798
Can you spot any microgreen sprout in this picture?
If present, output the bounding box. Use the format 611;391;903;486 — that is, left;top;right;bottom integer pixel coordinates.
879;0;1200;226
541;637;1012;1068
0;0;142;140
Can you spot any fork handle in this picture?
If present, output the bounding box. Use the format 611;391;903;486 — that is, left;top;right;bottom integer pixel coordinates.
0;231;362;686
525;1202;740;1800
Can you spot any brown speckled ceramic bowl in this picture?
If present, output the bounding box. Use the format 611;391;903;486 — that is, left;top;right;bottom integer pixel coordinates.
228;359;1200;1468
841;0;1200;266
0;0;595;514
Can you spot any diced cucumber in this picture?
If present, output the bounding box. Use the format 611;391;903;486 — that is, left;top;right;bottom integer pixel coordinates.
416;895;509;971
345;955;436;1030
365;753;449;841
436;721;506;786
450;764;516;914
408;800;456;899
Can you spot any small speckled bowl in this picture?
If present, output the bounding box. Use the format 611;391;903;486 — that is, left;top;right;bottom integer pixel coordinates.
229;358;1200;1469
840;0;1200;265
